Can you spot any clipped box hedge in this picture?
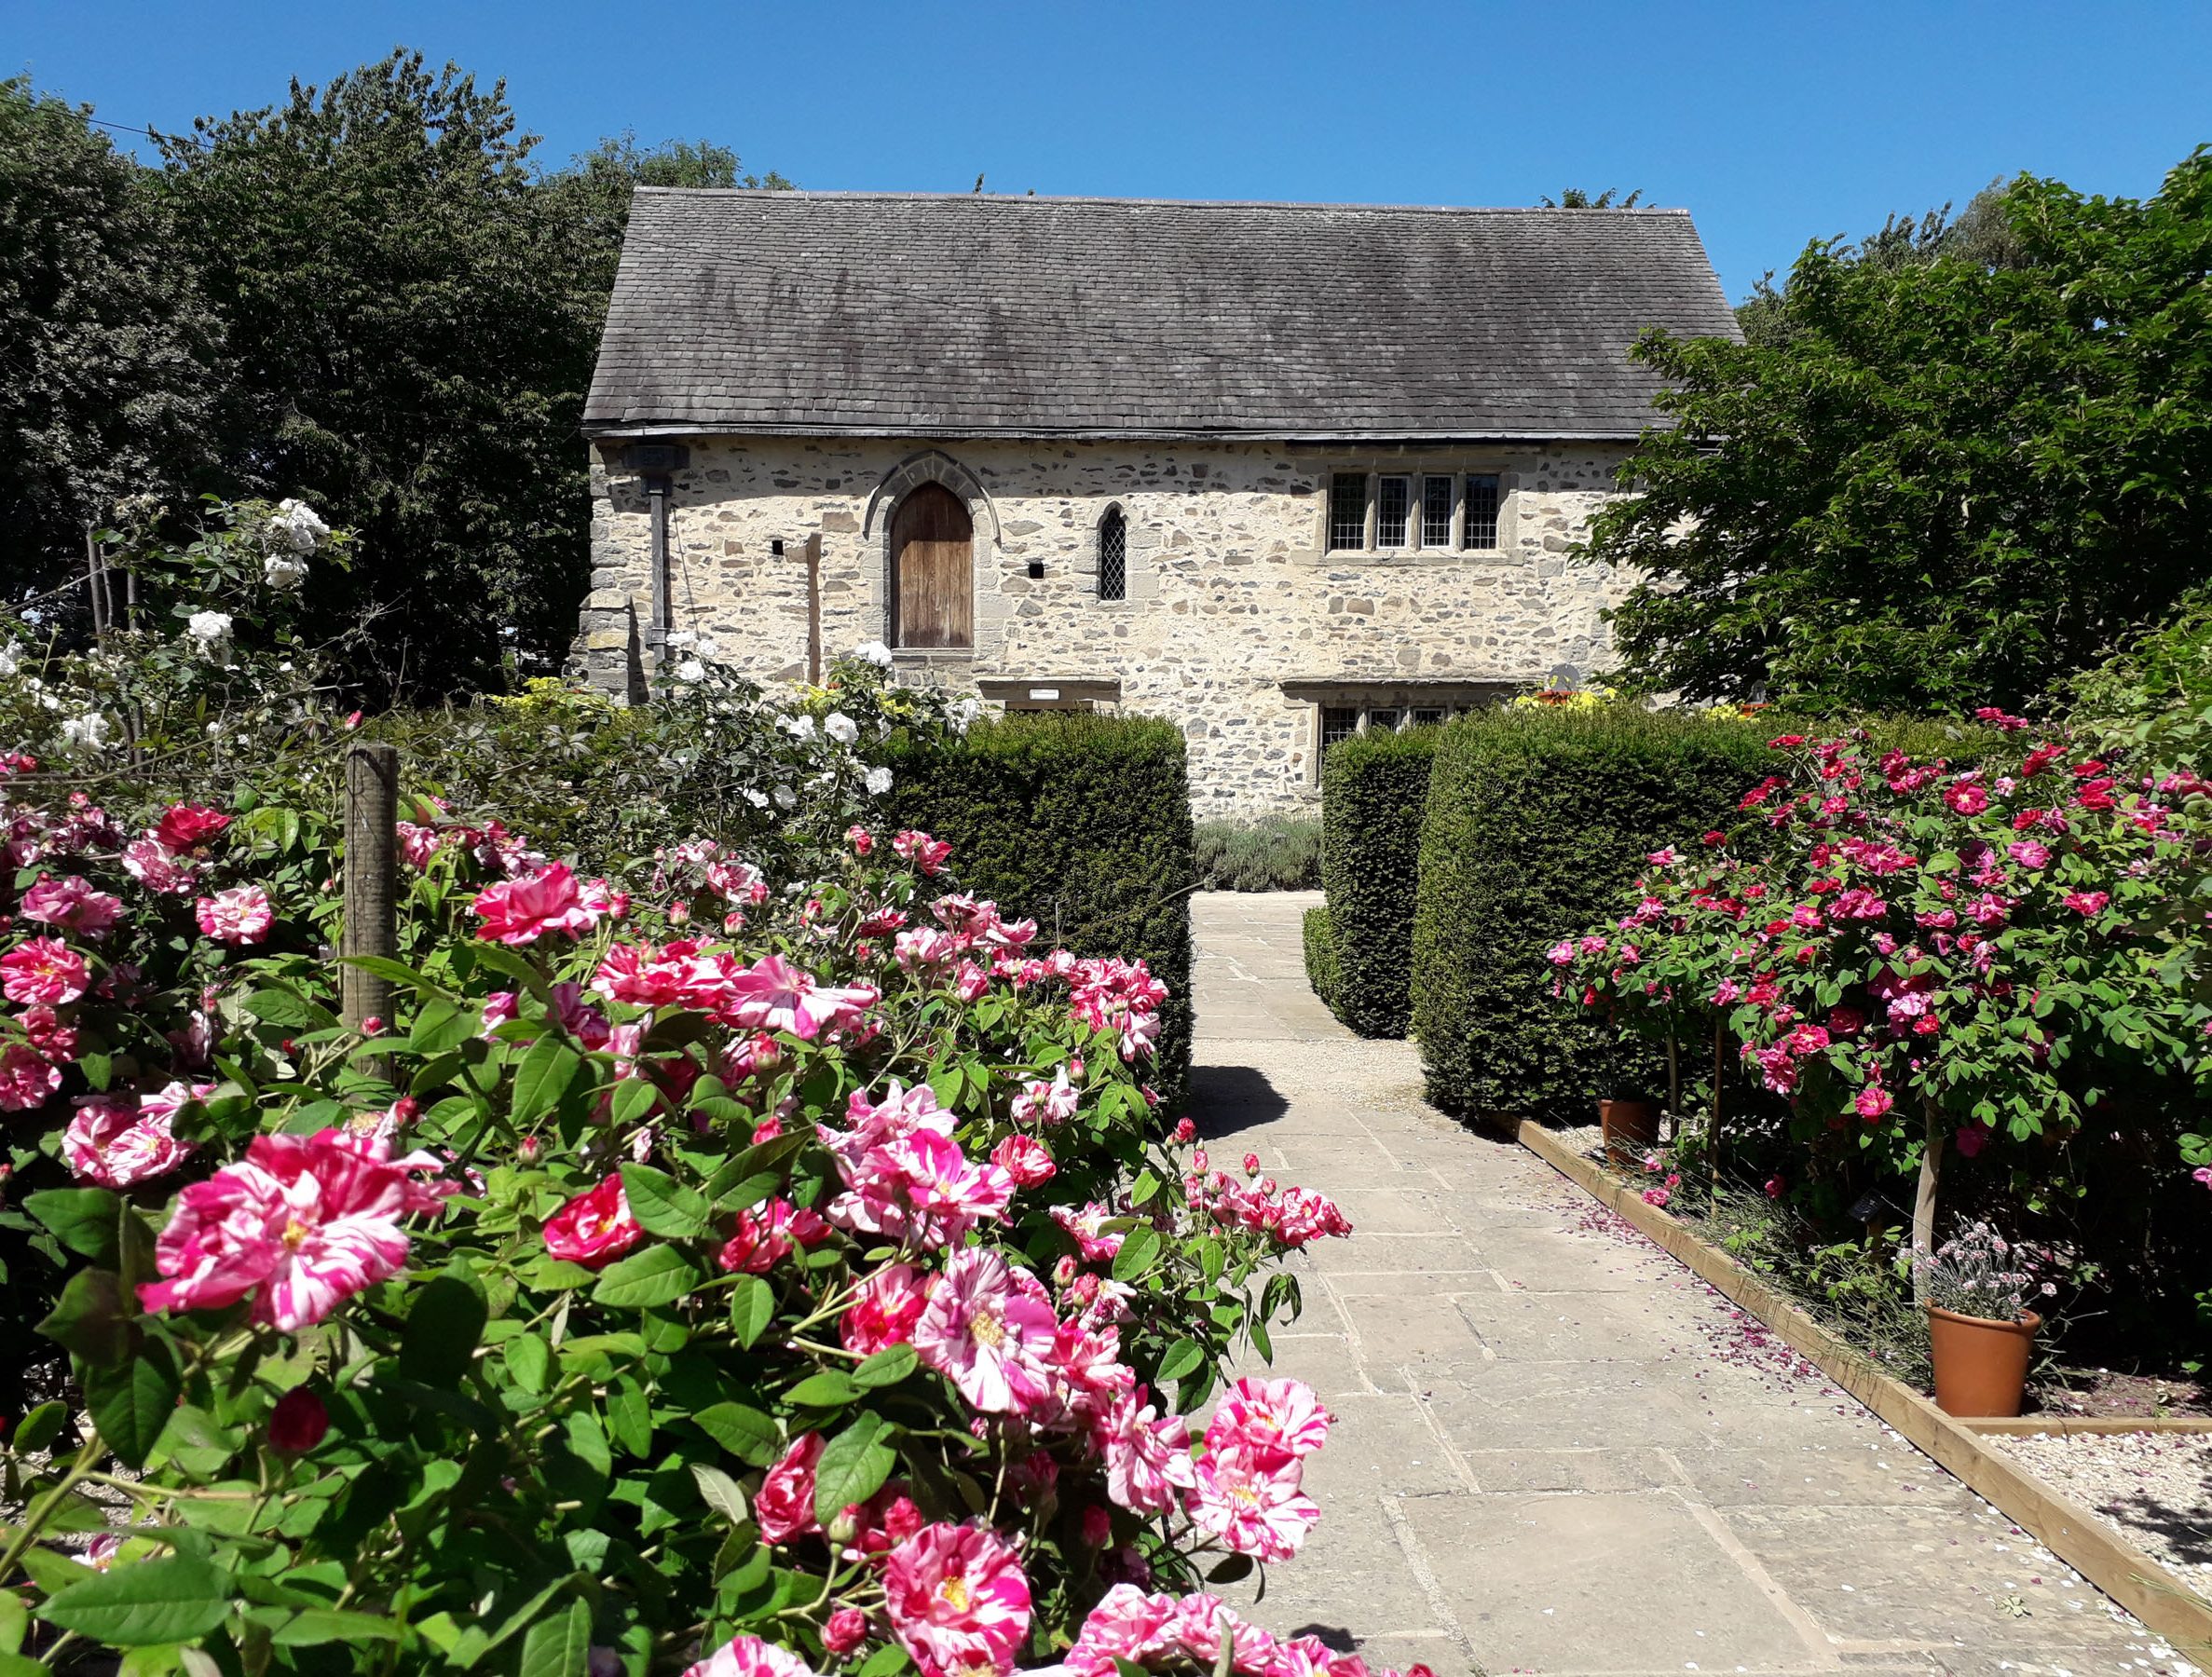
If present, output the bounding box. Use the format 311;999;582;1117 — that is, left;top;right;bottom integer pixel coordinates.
1411;706;1777;1120
888;712;1196;1111
1302;903;1340;1013
1315;727;1441;1035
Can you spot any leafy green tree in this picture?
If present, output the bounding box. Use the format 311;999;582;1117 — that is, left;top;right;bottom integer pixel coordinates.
551;131;789;291
0;79;218;607
1590;147;2212;715
156;51;606;696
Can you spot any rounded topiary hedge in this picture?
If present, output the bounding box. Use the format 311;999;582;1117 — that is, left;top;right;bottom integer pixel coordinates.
1302;902;1341;1014
1316;727;1441;1036
1411;705;1777;1121
888;711;1197;1111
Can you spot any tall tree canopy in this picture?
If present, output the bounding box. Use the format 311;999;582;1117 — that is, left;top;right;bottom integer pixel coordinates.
1590;148;2212;714
0;80;217;606
156;52;607;695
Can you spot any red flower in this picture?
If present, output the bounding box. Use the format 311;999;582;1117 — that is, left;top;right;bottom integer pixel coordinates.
268;1388;330;1454
2063;891;2110;917
542;1177;643;1268
156;803;231;852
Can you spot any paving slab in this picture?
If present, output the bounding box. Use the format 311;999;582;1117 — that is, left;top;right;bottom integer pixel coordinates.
1188;893;2202;1677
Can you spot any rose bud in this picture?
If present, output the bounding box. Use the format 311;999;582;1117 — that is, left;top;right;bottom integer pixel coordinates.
827;1507;860;1547
1172;1117;1196;1143
1081;1505;1113;1547
824;1609;869;1657
359;1016;384;1037
1052;1255;1079;1288
881;1494;922;1542
751;1114;784;1145
267;1388;329;1455
516;1135;542;1166
1242;1152;1261;1175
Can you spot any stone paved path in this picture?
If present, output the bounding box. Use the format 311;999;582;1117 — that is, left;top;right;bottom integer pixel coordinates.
1195;893;2200;1677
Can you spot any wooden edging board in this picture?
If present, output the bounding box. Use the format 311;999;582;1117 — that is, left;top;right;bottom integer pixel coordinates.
1507;1116;2212;1657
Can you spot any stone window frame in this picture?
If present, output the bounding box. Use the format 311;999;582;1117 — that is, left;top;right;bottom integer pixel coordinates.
1095;501;1130;604
1300;682;1521;781
861;449;1002;659
1317;463;1518;560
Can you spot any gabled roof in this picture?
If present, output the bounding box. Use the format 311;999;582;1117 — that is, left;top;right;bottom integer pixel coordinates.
584;190;1739;443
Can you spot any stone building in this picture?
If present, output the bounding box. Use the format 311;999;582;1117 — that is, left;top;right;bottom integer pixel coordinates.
575;191;1737;814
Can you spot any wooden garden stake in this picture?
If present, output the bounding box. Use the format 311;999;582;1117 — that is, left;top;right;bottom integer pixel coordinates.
341;742;401;1066
1666;1025;1680;1131
1710;1016;1725;1193
1913;1097;1945;1304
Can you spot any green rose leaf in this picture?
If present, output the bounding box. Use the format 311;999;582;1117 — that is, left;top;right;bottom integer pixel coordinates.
504;1332;551;1395
511;1040;582;1125
398;1273;488;1388
268;1608;405;1646
851;1343;919;1388
690;1462;749;1522
10;1399;67;1456
515;1598;592;1677
812;1411;896;1526
609;1078;661;1128
23;1188;121;1264
1154;1339;1205;1385
786;1370;862;1408
37;1551;230;1646
1111;1226;1163;1282
407;997;476;1056
86;1338;181;1469
618;1163;712;1238
38;1269;132;1369
692;1402;781;1466
589;1245;701;1310
728;1275;776;1348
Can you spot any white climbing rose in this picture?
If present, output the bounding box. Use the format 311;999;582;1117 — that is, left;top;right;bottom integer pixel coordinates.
676;659;706;683
267;498;330;553
0;643;18;678
854;640;894;669
184;611;233;659
865;766;894;796
61;712;112;752
824;712;858;744
782;715;816;742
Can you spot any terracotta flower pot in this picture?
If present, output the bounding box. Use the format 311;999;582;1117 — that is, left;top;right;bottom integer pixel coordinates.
1599;1098;1659;1166
1926;1304;2041;1418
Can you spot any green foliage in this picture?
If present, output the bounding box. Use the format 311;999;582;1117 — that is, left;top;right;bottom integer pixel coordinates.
0;79;217;604
1591;146;2212;714
1301;905;1339;1013
153;51;610;696
888;713;1196;1111
1317;729;1438;1036
1194;816;1320;892
1411;706;1775;1118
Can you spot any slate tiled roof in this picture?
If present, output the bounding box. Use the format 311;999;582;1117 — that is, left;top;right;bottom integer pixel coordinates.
585;190;1739;442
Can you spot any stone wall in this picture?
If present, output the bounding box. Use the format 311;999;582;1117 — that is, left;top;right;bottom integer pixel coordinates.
574;436;1638;816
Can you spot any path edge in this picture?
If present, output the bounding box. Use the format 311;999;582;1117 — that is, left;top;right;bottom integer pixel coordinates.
1505;1114;2212;1657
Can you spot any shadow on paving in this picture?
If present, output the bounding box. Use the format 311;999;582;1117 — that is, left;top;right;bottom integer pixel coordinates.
1189;1063;1290;1137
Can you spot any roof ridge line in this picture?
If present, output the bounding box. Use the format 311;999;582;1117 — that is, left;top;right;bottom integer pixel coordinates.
627;186;1692;215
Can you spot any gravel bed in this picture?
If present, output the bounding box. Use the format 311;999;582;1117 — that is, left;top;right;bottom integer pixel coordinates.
1995;1429;2212;1594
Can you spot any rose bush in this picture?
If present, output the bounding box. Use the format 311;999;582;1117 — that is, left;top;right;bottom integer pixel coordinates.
0;506;1394;1677
1552;716;2212;1270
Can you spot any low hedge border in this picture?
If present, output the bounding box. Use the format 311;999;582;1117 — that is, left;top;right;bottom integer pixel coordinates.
1316;728;1439;1036
888;711;1197;1111
1302;903;1341;1013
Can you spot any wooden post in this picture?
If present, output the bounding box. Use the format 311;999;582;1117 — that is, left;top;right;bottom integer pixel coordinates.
1666;1025;1680;1134
805;533;824;685
1913;1098;1945;1305
1710;1017;1725;1193
341;742;401;1057
84;527;105;642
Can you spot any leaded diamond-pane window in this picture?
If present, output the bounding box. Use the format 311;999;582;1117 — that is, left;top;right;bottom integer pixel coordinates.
1376;476;1411;549
1319;707;1360;752
1463;473;1502;550
1421;475;1454;547
1098;507;1126;601
1328;474;1367;551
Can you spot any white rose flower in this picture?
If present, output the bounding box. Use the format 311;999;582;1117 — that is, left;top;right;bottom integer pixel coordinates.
773;784;797;810
676;659;706;683
696;636;720;658
855;640;894;669
865;766;894;796
824;712;858;744
949;697;983;735
782;715;816;742
743;788;771;810
0;643;17;677
184;611;234;660
667;630;696;649
61;712;112;752
263;551;309;591
268;498;330;553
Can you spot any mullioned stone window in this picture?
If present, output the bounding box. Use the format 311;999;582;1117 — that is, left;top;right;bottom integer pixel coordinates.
1324;471;1509;553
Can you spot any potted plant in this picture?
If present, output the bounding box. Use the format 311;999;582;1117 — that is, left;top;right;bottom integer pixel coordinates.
1598;1092;1660;1166
1914;1222;2053;1417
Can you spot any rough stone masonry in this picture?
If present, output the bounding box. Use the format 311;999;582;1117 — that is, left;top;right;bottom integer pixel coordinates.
574;436;1637;817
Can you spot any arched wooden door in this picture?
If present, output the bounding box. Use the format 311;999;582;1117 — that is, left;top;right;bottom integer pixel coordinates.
891;484;974;649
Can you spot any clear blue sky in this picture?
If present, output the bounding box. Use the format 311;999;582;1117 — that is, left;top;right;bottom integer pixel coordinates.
15;0;2211;300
